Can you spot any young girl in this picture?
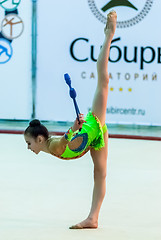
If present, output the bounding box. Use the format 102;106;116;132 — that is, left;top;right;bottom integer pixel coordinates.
24;11;117;229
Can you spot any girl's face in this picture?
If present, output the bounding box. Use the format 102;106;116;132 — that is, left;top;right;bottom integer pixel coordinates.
24;134;42;154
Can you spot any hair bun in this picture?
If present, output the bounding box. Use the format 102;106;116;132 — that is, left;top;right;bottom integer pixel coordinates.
29;119;41;127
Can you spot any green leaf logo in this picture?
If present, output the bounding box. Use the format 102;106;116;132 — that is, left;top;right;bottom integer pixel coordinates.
101;0;138;12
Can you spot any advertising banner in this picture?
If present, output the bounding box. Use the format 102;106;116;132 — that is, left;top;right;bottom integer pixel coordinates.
37;0;161;126
0;0;32;119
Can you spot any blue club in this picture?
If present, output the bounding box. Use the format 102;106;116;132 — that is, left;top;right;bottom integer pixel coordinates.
64;73;81;124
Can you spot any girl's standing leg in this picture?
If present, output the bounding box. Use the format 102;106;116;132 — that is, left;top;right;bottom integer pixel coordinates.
70;11;117;229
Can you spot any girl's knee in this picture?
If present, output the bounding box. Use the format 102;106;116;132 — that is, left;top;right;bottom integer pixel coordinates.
94;168;107;180
97;75;109;88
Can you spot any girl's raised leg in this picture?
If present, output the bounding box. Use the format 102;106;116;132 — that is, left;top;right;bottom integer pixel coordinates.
69;11;117;229
91;10;117;126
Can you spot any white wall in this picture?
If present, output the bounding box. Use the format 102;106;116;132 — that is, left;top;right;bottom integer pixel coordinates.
1;1;161;125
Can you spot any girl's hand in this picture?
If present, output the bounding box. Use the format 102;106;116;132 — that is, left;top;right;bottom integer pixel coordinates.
72;114;86;132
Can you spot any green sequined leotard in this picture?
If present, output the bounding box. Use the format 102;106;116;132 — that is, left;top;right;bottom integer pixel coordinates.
49;112;107;160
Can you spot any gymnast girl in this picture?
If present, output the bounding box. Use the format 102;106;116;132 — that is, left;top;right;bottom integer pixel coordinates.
24;11;117;229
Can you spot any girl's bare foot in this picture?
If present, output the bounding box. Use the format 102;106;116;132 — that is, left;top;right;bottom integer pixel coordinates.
69;217;98;229
104;10;117;37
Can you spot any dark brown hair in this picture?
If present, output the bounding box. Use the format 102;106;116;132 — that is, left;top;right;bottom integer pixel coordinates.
24;119;49;140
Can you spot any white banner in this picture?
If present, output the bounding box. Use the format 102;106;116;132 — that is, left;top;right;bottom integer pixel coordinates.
37;0;161;126
0;0;32;119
